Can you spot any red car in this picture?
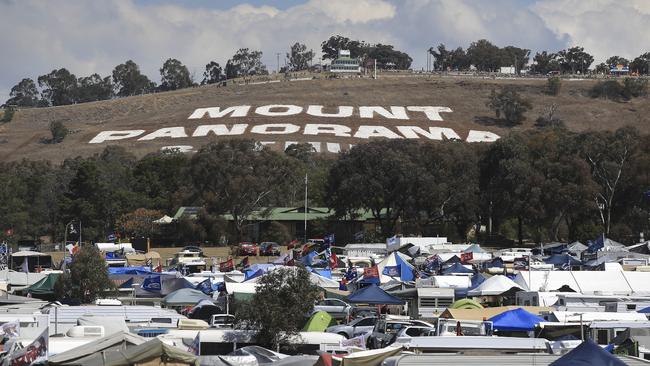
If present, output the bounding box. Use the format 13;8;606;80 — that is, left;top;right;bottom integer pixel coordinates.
238;242;259;256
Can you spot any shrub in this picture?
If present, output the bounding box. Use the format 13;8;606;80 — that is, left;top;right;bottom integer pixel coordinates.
535;104;564;128
589;80;623;100
622;78;648;99
486;87;532;125
49;121;69;143
546;76;561;95
1;106;16;123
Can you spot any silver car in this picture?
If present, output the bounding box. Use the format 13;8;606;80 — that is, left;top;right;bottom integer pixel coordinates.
326;316;377;339
312;298;352;320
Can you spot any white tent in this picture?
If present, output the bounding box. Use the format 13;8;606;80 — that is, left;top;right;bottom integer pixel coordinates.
432;276;472;289
468;275;523;296
515;270;650;295
153;215;174;224
375;252;415;284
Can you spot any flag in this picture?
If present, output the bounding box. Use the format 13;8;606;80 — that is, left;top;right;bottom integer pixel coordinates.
587;234;605;253
340;333;367;350
142;275;161;292
9;327;48;366
219;259;234;272
363;265;379;280
425;255;441;273
285;258;295;266
107;233;117;241
324;233;335;246
287;240;298;250
382;265;401;277
145;258;153;268
460;252;473;264
196;279;213;295
238;256;250;269
329;251;338;269
187;333;200;355
154;264;162;273
345;266;358;281
20;258;29;273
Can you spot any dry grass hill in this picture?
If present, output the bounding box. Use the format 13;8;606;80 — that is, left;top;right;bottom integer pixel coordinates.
1;75;648;162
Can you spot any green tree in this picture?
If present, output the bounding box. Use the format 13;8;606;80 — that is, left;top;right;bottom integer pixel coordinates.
622;78;648;99
235;267;319;350
37;68;77;106
112;60;156;97
116;208;163;239
49;121;69;143
321;35;362;60
201;61;223;85
55;245;115;303
159;58;193;91
530;51;560;74
467;39;501;72
630;52;650;75
225;49;267;79
557;46;593;74
76;73;113;103
590;80;624;100
486;87;532;125
190;140;298;241
499;46;530;74
605;56;629;67
535;104;564;128
264;221;291;244
5;78;41;107
366;44;413;70
287;42;315;71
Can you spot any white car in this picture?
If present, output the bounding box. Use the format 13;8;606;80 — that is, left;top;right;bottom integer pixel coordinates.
325;316;377;338
312;298;352;320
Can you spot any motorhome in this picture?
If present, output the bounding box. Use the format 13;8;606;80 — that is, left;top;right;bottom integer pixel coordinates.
172;249;207;274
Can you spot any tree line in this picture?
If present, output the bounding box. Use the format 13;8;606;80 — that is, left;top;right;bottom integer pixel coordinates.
1;127;649;247
430;39;650;75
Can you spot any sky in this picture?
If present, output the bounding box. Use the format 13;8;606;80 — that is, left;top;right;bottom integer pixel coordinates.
1;0;650;103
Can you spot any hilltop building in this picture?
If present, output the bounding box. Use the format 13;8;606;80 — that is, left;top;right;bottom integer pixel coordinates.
329;50;361;74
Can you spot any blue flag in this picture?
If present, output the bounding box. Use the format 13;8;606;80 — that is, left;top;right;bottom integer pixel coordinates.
587;235;605;253
119;277;134;289
344;266;358;281
142;275;161;292
382;265;401;277
196;278;213;295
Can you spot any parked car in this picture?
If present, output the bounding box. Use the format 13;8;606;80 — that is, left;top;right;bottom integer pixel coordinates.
210;314;235;328
312;298;352;320
260;242;280;256
326;316;377;339
238;242;259;256
367;316;435;349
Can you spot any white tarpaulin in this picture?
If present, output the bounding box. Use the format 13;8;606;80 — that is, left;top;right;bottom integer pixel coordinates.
432;276;472;289
468;275;523;296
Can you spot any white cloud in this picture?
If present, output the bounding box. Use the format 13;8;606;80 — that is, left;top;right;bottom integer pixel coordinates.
1;0;649;102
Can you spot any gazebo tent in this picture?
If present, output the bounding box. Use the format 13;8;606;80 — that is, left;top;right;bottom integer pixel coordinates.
488;308;544;331
467;275;523;296
442;263;474;275
450;298;484;310
162;288;212;307
549;339;626;366
346;284;405;305
544;254;583;267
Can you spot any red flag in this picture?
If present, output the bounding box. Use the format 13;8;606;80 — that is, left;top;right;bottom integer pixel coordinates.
219;259;234;272
363;265;379;279
460;252;473;264
329;251;338;269
154;264;162;273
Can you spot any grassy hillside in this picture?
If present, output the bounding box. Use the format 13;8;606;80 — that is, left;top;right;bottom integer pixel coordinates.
0;75;648;162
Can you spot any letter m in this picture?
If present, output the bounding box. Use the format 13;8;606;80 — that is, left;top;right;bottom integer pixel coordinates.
188;106;251;119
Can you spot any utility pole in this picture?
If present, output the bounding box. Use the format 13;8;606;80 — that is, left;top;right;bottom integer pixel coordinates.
304;174;308;243
276;53;280;74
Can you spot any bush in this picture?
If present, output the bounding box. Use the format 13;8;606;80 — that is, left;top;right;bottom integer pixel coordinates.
589;80;624;100
49;121;69;143
486;88;532;125
546;76;561;95
535;104;564;128
1;106;16;123
622;78;648;99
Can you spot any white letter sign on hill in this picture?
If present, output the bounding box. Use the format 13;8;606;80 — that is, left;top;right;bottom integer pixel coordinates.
89;130;145;144
255;105;303;116
89;104;502;151
188;106;250;119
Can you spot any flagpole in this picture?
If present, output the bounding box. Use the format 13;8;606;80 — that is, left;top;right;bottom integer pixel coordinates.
304;173;308;244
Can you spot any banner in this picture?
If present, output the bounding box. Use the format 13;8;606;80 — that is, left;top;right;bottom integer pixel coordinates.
196;279;213;295
363;266;379;280
9;327;48;366
219;259;234;272
382;265;400;277
142;275;162;292
460;252;473;263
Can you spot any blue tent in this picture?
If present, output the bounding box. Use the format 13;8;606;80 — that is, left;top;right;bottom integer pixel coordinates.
544;254;582;267
549;339;626;366
638;306;650;313
488;308;544;332
443;262;474;275
346;284;404;305
485;257;504;268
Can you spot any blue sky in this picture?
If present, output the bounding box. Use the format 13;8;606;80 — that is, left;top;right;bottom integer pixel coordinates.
1;0;650;102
